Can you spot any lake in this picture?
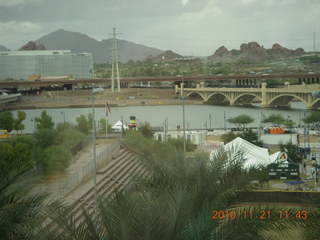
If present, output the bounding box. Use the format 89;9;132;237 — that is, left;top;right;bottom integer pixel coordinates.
12;102;314;134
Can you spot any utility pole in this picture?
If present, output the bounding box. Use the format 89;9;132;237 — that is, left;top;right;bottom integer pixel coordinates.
314;31;316;55
224;111;227;132
91;85;97;211
111;28;120;92
182;80;186;154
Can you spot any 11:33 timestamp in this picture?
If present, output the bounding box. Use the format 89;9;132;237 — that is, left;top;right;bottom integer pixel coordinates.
212;210;308;220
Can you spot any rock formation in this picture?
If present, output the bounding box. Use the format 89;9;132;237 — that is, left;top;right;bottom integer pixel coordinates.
209;42;305;63
18;41;46;50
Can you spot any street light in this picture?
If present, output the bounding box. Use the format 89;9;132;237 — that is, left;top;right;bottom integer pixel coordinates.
61;110;65;124
181;81;186;154
91;85;97;211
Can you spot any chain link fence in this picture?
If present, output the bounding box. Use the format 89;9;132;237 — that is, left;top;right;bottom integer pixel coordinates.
29;134;122;200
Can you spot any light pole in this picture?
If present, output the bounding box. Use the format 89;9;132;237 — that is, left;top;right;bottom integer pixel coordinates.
181;81;186;154
91;85;97;211
31;118;36;133
61;110;65;124
224;111;227;132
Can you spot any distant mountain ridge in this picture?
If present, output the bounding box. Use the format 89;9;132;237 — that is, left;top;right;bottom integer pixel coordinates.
209;42;305;63
147;50;183;61
0;44;9;51
35;29;164;63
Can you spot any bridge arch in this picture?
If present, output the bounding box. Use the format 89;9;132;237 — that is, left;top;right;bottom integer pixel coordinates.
268;94;308;107
233;93;261;105
310;99;320;109
206;92;232;105
186;92;205;101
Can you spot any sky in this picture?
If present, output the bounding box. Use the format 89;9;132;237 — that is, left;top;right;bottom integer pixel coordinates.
0;0;320;56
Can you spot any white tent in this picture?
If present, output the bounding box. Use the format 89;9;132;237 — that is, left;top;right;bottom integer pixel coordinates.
210;137;278;169
112;120;128;131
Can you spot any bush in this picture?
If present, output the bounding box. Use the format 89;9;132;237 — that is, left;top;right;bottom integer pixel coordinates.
54;128;86;148
42;145;72;176
167;137;196;152
0;141;34;173
33;128;56;149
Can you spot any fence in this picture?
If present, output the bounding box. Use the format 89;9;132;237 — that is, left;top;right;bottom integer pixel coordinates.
70;135;93;156
30;134;122;200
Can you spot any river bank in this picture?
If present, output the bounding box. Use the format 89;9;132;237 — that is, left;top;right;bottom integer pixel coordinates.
5;88;203;110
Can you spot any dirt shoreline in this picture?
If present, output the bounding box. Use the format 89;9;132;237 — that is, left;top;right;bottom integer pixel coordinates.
4;88;204;110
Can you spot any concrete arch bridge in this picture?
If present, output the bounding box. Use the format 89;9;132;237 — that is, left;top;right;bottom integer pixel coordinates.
176;83;320;109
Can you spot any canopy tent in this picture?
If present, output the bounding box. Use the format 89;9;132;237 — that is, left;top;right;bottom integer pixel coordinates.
210;137;278;169
112;120;128;131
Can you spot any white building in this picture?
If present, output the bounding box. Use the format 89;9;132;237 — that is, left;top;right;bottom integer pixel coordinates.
154;130;206;146
0;50;93;81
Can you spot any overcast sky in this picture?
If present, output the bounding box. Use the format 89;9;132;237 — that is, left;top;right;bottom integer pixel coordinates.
0;0;319;56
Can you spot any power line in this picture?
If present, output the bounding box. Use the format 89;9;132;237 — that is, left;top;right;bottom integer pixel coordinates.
110;28;121;92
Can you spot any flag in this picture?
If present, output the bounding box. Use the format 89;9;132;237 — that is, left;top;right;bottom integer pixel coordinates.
105;101;111;117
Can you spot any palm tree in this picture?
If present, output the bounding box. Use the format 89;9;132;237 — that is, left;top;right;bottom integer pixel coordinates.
0;168;50;240
39;133;320;239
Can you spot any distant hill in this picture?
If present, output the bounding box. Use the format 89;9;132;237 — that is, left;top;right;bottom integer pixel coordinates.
147;50;183;61
209;42;305;63
0;44;9;51
35;29;164;63
19;41;45;50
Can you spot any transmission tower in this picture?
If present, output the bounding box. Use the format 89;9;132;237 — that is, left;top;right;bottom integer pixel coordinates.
111;28;120;92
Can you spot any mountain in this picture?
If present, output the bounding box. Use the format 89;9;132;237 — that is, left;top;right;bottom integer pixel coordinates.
209;42;305;63
147;50;183;61
18;41;46;50
0;44;9;51
35;29;164;63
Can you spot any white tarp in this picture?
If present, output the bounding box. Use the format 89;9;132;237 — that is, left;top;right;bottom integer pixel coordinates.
210;137;278;169
112;120;128;131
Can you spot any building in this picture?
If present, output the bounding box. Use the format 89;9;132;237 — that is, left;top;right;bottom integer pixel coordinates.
0;50;93;81
154;130;206;146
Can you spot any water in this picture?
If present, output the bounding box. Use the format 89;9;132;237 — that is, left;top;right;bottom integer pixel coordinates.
11;102;314;134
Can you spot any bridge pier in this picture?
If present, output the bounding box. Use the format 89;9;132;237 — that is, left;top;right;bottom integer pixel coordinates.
261;83;269;108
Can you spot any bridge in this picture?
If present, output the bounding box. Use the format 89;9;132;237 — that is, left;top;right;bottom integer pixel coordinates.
176;83;320;109
0;73;319;90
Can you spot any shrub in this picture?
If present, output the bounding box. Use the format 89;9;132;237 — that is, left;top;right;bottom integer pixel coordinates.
42;145;72;176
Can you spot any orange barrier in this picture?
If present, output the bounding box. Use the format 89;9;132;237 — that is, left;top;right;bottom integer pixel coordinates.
269;127;284;134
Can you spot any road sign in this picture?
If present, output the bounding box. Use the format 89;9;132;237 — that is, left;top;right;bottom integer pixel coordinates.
277;152;288;162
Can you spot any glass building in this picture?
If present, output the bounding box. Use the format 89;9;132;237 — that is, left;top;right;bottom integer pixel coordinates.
0;50;93;81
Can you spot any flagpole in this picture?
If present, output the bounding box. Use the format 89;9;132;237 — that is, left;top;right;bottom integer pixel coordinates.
105;99;108;142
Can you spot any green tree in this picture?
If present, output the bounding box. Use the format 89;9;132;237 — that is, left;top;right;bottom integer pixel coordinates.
0;137;34;173
0;169;49;240
227;114;254;130
33;128;56;149
55;122;75;132
13;110;26;134
222;131;238;144
41;145;72;176
303;111;320;129
167;137;196;152
279;141;303;163
54;128;86;148
87;112;93;131
262;114;285;127
98;118;112;134
138;121;154;138
76;114;91;134
0;111;14;132
239;129;263;147
35;110;54;130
